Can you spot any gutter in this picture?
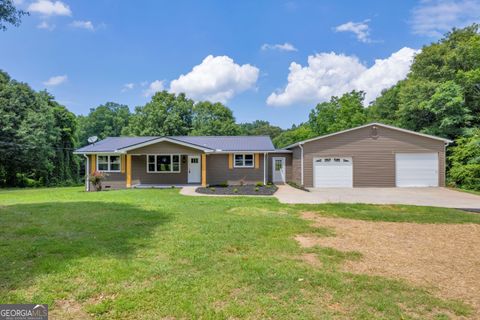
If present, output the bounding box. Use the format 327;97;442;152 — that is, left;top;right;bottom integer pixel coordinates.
83;154;90;192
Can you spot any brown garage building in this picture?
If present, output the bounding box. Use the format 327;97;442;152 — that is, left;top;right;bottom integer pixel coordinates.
285;123;452;188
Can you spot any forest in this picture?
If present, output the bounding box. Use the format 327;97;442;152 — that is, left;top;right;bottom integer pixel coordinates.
1;25;479;190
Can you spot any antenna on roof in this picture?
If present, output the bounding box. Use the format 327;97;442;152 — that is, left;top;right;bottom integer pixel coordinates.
87;136;98;144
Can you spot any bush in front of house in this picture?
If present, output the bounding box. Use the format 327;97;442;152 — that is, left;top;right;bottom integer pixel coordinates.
89;171;107;191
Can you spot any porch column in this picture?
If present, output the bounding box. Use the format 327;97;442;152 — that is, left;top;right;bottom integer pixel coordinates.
201;154;207;187
126;154;132;188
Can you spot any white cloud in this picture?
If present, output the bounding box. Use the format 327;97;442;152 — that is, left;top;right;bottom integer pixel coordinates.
169;55;259;103
411;0;480;37
261;42;298;52
28;0;71;16
37;20;55;30
335;20;371;43
43;75;68;86
70;20;95;31
122;83;135;92
266;47;418;107
143;80;165;97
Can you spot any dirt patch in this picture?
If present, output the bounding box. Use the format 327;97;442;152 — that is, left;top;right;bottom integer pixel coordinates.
50;299;92;320
298;211;480;316
298;252;322;267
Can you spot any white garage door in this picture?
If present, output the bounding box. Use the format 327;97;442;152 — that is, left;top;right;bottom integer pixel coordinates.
396;153;439;187
314;157;353;188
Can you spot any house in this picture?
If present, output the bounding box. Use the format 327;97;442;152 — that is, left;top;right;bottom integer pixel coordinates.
74;123;452;191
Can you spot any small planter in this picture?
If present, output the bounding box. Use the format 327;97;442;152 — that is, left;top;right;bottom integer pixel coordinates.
196;185;278;196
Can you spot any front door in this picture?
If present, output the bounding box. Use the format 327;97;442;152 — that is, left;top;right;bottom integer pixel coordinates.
188;156;201;183
272;157;286;183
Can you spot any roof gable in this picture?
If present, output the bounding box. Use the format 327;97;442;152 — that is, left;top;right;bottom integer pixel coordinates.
285;123;452;149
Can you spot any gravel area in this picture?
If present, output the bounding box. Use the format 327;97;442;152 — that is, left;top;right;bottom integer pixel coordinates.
297;211;480;316
196;185;278;196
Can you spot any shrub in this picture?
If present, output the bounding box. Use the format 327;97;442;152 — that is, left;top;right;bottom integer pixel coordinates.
218;182;229;187
255;181;264;187
233;188;238;193
287;181;310;192
210;187;216;192
448;129;480;191
239;179;245;186
89;171;106;191
255;187;259;192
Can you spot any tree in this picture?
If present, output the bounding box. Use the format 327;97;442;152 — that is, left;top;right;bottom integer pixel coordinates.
77;102;130;146
448;129;480;190
422;81;472;139
272;123;315;148
0;70;79;187
0;0;28;31
309;91;367;135
238;120;283;140
191;101;239;135
123;91;193;136
367;82;403;124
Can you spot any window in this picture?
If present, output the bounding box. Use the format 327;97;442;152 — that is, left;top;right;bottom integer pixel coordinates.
234;154;254;168
97;155;121;172
147;155;181;173
275;160;283;171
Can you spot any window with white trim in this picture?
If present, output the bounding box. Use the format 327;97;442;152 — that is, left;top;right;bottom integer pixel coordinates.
97;155;121;172
147;154;181;173
234;153;254;168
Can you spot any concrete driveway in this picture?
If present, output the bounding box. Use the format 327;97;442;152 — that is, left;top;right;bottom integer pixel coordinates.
275;185;480;209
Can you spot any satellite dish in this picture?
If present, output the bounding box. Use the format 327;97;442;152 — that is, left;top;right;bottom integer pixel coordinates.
88;136;98;144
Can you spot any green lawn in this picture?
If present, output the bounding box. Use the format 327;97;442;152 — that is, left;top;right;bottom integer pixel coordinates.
0;187;478;319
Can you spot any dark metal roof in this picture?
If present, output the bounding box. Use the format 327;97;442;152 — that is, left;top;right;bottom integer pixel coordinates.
75;136;275;153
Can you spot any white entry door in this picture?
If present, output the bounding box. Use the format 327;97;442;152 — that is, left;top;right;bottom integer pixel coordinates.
188;156;201;183
313;157;353;188
272;157;286;183
396;153;438;187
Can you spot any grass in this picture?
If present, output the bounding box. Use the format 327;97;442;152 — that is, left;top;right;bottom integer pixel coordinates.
0;187;478;319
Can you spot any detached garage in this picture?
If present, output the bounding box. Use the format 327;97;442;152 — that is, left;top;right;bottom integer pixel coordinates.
286;123;451;188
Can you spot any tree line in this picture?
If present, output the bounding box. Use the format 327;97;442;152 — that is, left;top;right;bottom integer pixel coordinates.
1;25;479;190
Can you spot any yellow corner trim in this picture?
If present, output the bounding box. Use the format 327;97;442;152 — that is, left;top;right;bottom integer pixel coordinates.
90;155;96;175
126;154;132;188
255;153;260;169
121;154;126;173
201;154;207;187
228;153;233;169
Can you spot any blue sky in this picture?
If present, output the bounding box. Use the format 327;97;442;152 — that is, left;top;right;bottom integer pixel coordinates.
2;0;479;128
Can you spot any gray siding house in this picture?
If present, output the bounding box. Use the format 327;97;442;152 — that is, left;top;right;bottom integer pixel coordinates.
74;123;451;191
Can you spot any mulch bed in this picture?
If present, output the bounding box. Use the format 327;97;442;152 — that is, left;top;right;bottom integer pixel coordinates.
196;185;278;196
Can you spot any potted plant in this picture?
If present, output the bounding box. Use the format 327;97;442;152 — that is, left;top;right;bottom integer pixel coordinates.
89;171;106;191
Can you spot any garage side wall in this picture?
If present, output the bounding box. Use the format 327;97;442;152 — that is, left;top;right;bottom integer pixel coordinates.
299;126;446;187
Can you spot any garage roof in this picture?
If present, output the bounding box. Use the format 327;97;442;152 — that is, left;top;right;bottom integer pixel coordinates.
285;123;453;149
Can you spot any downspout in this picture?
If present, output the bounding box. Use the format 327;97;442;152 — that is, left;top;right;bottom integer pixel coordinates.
299;143;304;186
83;154;90;192
263;152;267;185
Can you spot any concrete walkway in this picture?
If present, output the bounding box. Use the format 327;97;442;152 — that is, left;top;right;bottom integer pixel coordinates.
274;184;480;209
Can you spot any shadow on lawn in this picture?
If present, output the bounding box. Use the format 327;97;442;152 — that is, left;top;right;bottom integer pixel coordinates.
0;201;171;292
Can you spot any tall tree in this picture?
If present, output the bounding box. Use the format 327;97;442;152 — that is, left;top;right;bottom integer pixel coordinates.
123;91;193;136
0;70;79;187
77;102;130;146
0;0;28;31
273;123;315;148
309;91;367;135
191;101;239;135
238;120;283;140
